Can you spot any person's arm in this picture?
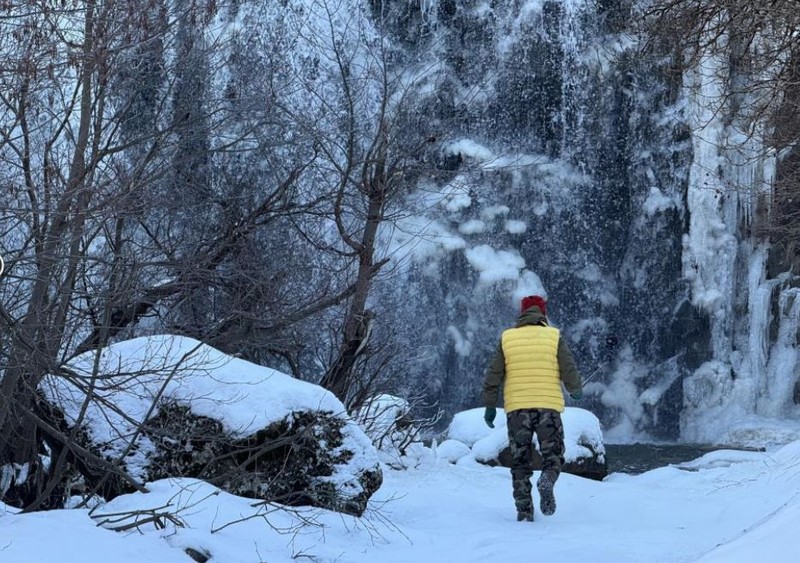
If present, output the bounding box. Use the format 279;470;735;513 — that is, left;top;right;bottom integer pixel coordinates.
557;337;582;395
481;341;506;407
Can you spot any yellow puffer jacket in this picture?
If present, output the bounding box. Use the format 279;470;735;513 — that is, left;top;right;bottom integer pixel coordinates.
501;325;564;412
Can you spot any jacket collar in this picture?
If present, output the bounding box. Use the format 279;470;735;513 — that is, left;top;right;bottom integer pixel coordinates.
515;307;548;327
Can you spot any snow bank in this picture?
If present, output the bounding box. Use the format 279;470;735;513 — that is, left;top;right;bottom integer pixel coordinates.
692;441;800;562
0;504;187;562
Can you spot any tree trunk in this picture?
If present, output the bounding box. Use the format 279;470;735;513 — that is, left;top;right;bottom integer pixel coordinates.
320;128;392;405
0;0;97;508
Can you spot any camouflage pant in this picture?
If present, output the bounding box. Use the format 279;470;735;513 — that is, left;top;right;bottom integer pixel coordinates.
506;408;565;515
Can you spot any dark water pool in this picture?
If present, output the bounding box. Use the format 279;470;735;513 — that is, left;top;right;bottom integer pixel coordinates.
604;443;765;474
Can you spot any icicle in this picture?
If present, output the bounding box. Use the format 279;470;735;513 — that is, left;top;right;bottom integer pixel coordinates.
760;288;800;417
0;464;13;496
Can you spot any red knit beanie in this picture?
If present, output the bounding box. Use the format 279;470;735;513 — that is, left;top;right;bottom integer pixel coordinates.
521;295;547;315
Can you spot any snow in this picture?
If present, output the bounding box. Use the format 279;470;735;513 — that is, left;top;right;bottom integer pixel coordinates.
458;219;486;234
433;439;472;463
599;345;649;435
480;205;510;220
7;335;800;562
371;211;467;273
464;244;525;284
642;186;677;216
563;408;606;461
355;393;419;466
717;416;800;449
481;153;542;170
442;182;473;213
356;394;409;441
0;507;188;563
448;407;507;447
504;219;527;234
3;434;800;562
443;138;495;163
446;325;473;356
512;270;547;303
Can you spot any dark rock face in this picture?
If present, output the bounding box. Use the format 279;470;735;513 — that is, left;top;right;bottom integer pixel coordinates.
139;404;382;516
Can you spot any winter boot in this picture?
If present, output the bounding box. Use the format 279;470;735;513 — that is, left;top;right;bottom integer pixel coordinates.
537;471;557;516
516;510;534;522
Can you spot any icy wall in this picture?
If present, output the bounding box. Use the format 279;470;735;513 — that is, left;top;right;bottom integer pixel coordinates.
371;0;800;443
678;29;800;445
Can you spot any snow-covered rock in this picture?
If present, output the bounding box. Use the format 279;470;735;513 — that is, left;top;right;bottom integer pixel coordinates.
445;407;607;479
40;335;382;516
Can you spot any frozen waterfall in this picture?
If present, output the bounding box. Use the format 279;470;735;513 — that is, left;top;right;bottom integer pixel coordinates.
374;0;800;445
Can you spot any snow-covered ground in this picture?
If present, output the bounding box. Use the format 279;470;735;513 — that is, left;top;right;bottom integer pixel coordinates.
2;437;799;562
2;336;798;562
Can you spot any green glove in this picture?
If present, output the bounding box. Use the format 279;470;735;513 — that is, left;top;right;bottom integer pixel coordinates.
484;406;497;428
570;391;583;401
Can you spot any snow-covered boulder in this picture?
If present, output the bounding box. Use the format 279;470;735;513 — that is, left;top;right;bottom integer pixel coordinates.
41;336;382;516
445;407;607;480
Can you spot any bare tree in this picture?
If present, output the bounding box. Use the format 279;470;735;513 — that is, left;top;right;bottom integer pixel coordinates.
251;0;441;407
0;0;341;509
0;0;442;510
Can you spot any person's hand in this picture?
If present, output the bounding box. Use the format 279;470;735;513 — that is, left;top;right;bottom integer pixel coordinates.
484;406;497;428
570;391;583;401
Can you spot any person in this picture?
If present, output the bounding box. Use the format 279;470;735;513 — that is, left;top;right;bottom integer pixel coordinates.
481;295;583;522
